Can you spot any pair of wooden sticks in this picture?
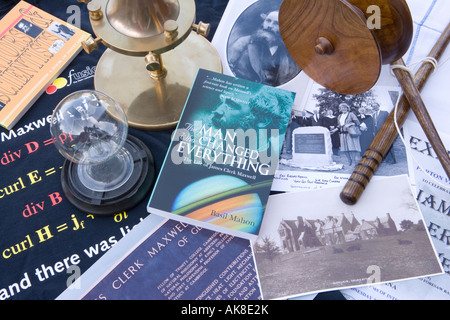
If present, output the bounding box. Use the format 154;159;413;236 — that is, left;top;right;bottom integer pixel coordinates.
340;22;450;205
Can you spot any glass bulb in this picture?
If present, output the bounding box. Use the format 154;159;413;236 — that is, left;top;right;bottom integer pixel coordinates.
50;90;133;192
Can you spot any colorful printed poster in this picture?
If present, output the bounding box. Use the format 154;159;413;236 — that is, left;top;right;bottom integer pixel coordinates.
58;215;261;300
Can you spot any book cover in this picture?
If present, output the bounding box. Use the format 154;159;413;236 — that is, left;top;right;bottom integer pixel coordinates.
0;1;89;129
147;68;295;239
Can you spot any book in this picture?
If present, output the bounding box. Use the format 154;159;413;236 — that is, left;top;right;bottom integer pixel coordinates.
57;214;262;300
0;1;89;129
147;68;295;240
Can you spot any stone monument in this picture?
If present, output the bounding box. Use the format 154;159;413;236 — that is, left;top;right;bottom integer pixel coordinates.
292;126;333;168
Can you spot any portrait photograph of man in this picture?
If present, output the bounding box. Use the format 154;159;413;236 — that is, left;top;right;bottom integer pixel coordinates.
226;0;301;87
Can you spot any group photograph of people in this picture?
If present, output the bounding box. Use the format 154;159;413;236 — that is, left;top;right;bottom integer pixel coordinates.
280;85;408;176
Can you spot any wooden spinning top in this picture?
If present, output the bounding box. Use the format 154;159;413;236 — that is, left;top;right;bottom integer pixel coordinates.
279;0;413;94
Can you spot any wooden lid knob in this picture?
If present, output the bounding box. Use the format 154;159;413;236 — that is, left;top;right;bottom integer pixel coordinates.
315;37;334;55
279;0;382;94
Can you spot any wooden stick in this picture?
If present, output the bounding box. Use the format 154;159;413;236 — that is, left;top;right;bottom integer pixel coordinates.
340;22;450;205
392;58;450;179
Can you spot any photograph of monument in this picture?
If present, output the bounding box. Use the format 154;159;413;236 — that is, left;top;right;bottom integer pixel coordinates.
272;81;409;192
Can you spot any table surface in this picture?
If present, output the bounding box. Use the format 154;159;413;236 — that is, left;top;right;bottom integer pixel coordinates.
1;0;447;301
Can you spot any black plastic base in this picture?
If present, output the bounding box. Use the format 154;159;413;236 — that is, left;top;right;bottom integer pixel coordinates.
61;135;156;215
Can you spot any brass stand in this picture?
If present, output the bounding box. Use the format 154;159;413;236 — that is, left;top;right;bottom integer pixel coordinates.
79;0;223;130
94;32;222;130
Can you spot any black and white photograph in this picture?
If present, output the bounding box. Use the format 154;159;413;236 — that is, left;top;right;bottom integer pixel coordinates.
212;0;309;107
272;81;408;192
47;21;75;41
48;39;64;54
254;175;443;299
225;0;301;87
14;19;43;38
